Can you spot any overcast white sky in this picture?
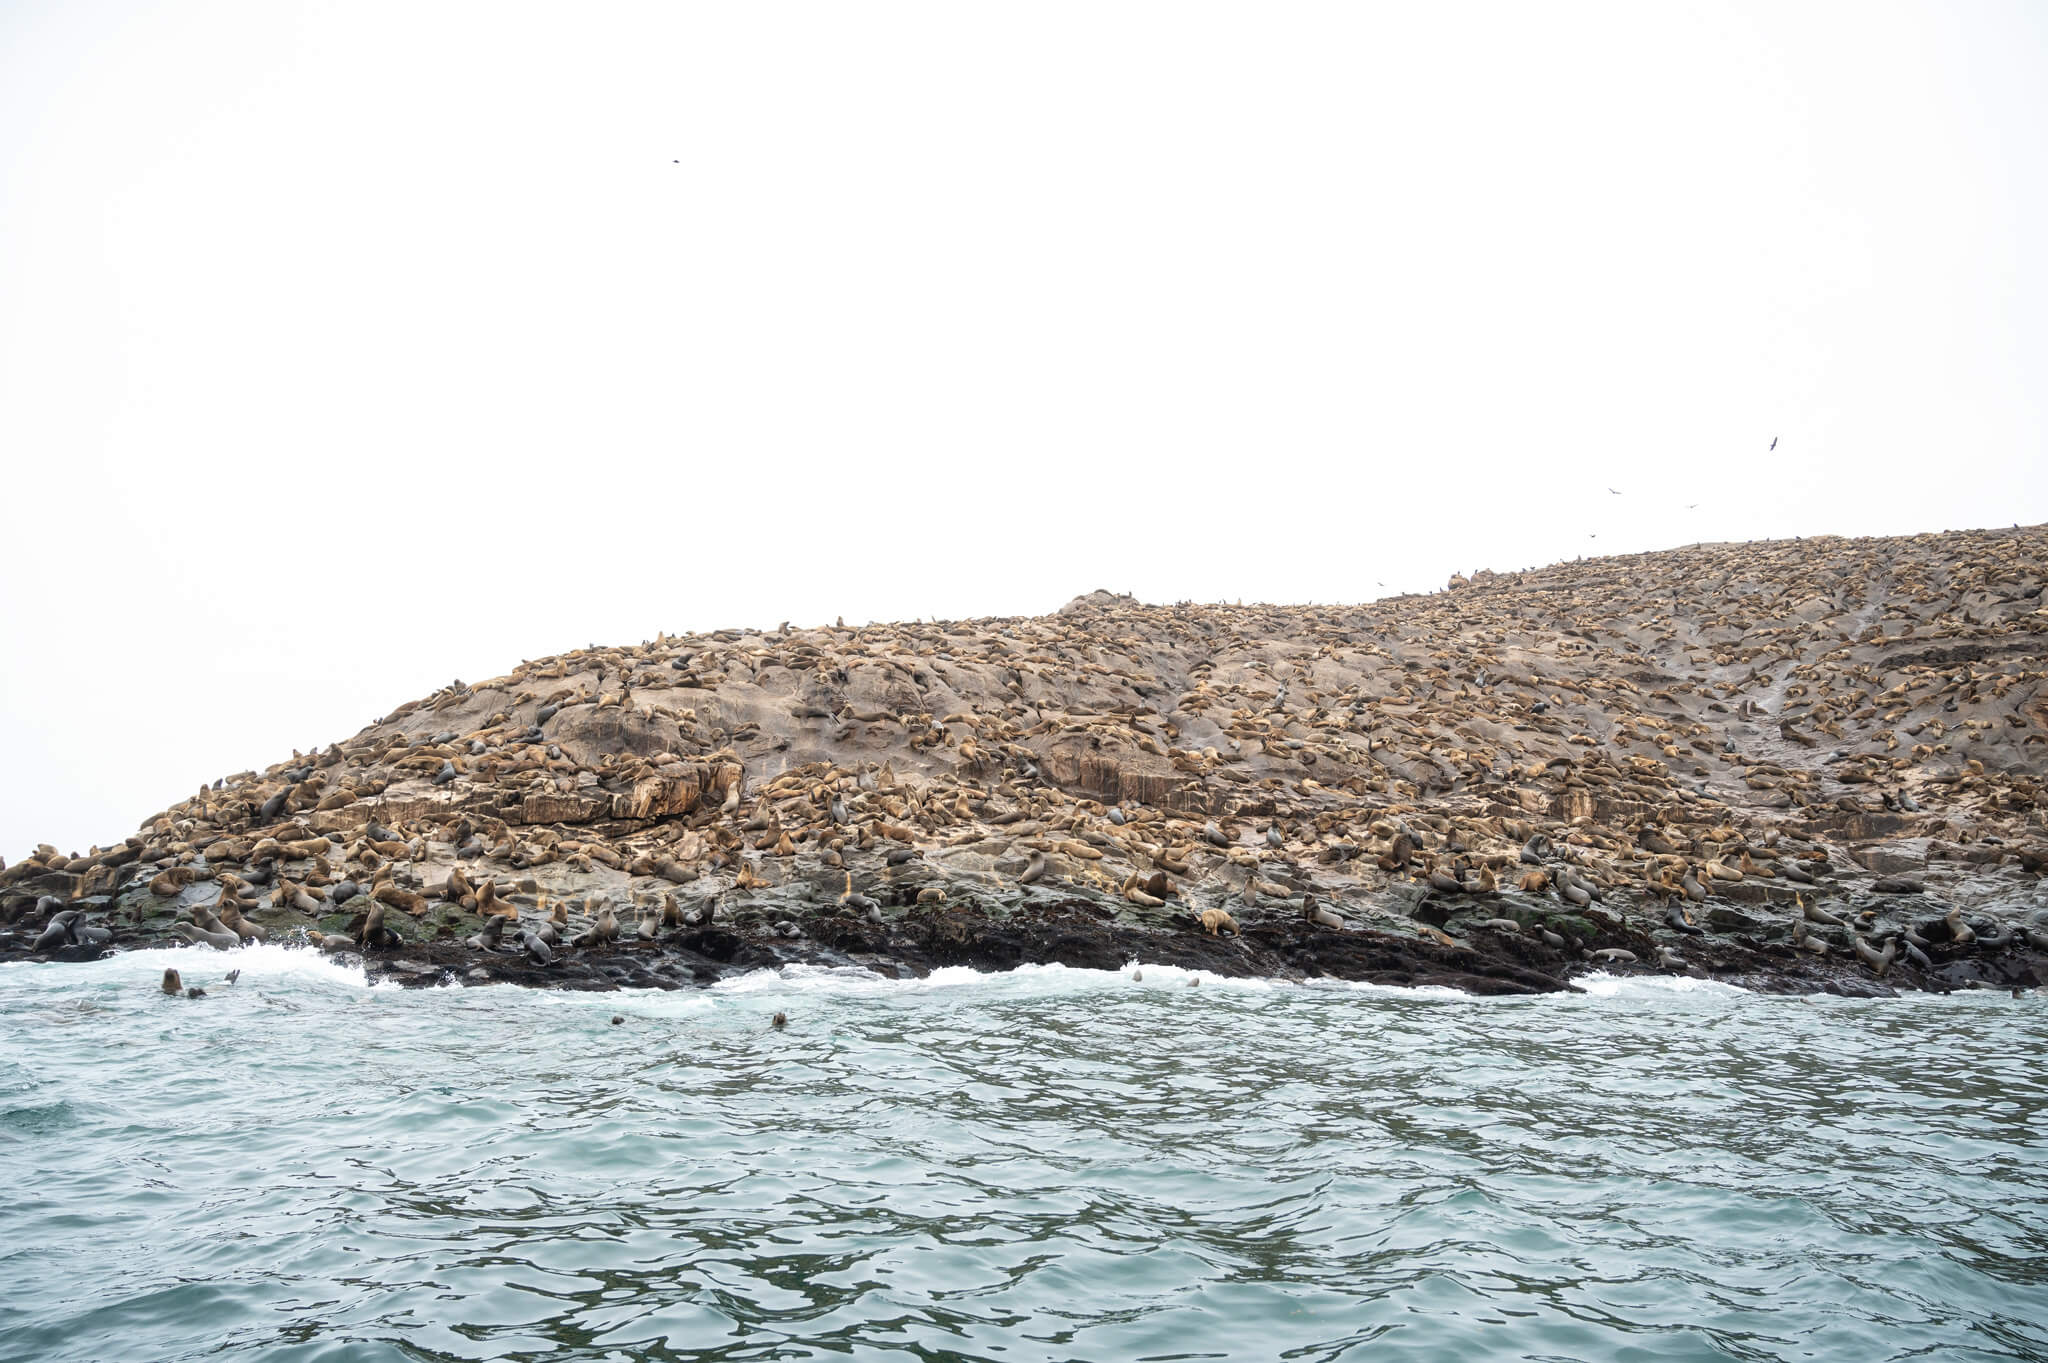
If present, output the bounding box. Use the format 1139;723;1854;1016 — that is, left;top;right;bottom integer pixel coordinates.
3;1;2044;857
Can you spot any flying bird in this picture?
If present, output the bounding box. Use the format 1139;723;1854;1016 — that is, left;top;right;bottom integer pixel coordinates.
1608;488;1621;495
1769;436;1778;450
1686;503;1698;509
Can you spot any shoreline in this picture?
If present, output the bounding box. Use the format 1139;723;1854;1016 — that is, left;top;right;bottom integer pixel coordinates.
7;873;2043;1000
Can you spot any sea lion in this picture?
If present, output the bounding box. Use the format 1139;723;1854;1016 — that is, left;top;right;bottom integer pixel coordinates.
1853;935;1897;977
771;1011;788;1029
573;904;619;948
1590;948;1637;963
1799;893;1846;928
1944;908;1976;946
172;922;239;950
31;909;85;951
161;967;183;995
1198;908;1240;937
216;901;266;943
468;911;509;952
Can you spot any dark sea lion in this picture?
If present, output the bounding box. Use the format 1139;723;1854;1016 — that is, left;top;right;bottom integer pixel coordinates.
32;910;84;952
162;967;183;995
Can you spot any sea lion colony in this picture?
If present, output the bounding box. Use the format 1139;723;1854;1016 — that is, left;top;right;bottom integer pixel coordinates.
6;525;2047;996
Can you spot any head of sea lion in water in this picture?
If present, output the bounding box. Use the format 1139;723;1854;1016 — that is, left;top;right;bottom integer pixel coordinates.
161;967;182;995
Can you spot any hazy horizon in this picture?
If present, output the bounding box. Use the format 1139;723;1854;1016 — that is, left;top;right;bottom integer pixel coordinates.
4;1;2045;856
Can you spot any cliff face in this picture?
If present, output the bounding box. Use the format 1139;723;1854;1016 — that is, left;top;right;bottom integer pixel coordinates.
6;525;2047;994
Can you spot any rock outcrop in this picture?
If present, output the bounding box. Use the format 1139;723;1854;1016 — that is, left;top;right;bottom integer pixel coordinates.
6;525;2048;996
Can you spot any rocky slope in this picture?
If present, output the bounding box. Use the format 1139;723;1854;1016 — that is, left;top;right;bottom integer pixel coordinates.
7;525;2048;996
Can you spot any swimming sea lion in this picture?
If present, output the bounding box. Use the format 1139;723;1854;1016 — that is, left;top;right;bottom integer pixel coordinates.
162;967;183;995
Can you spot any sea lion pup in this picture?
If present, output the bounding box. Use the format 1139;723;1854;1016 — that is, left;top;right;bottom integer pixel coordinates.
660;892;683;930
1018;850;1047;885
1199;907;1240;937
1944;907;1976;947
161;967;183;995
518;928;554;965
442;866;474;904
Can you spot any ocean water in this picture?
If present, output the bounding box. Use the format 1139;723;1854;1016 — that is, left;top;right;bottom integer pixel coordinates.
2;950;2045;1363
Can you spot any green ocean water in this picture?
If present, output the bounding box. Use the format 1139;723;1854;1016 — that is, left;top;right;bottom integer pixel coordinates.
2;948;2045;1362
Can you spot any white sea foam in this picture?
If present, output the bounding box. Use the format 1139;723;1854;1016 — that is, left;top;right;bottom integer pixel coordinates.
0;940;384;991
1570;970;1753;999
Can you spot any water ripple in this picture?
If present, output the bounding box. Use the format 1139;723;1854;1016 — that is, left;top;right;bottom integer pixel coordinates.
2;950;2046;1360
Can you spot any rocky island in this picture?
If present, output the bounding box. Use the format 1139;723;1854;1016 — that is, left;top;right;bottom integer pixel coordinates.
7;525;2048;997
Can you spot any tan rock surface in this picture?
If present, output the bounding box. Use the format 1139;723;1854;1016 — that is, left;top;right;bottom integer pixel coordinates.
6;524;2047;993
